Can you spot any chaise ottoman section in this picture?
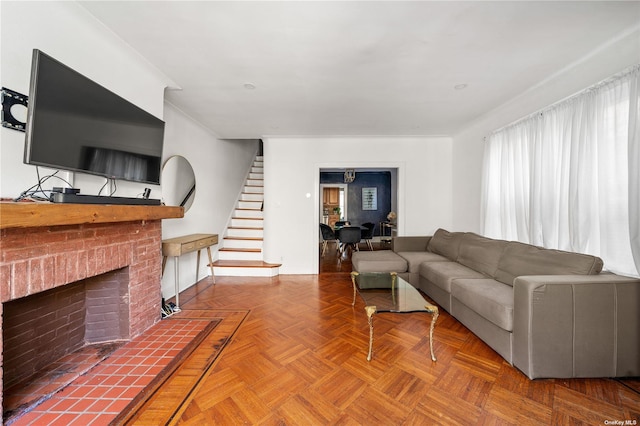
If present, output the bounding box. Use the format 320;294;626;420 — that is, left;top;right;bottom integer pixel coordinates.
351;250;408;276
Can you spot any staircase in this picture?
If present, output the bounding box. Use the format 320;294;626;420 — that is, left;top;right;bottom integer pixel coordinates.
210;155;281;277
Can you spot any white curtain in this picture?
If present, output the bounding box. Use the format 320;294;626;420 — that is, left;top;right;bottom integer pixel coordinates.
482;65;640;277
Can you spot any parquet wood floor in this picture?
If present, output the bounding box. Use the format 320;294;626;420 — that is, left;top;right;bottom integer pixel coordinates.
153;243;639;425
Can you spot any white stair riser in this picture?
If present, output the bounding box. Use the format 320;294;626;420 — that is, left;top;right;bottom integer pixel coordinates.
214;267;278;277
246;179;263;186
249;173;263;180
238;201;262;209
244;186;264;194
240;193;263;202
251;167;263;174
227;228;263;238
234;209;263;219
223;239;263;249
231;218;263;228
218;250;263;261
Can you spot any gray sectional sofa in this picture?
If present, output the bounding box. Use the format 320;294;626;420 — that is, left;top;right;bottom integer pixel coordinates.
351;228;640;379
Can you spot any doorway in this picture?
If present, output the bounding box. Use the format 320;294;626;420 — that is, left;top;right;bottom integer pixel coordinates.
320;184;348;227
319;168;397;232
318;168;399;273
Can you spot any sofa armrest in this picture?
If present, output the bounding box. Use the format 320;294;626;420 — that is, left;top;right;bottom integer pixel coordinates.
391;236;431;253
512;274;640;379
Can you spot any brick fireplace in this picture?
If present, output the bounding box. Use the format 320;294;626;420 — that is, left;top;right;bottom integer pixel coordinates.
0;202;182;413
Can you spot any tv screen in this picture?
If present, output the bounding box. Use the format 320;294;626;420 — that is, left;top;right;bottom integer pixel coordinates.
24;49;164;184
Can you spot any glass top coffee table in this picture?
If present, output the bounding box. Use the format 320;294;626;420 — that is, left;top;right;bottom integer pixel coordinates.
350;271;439;362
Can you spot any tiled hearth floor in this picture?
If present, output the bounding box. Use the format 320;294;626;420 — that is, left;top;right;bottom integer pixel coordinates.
4;317;212;425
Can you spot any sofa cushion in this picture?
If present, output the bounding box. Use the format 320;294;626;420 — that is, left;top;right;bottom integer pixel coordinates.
419;261;485;293
352;250;408;273
427;228;466;261
457;233;508;278
397;251;449;273
391;236;431;252
494;241;604;286
451;278;514;332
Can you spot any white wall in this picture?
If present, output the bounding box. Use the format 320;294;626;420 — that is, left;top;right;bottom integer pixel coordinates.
452;27;640;233
262;136;453;274
0;1;171;199
160;103;258;298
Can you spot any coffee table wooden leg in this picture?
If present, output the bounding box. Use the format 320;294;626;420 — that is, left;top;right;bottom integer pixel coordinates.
365;305;376;361
428;306;439;362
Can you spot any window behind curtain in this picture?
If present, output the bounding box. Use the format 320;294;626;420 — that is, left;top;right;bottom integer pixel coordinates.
481;66;640;277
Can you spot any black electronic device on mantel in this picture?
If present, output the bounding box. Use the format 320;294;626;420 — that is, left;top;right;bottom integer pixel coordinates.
23;49;165;185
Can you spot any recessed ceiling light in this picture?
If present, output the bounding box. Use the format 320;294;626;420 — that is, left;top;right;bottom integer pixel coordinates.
454;84;468;90
243;83;256;90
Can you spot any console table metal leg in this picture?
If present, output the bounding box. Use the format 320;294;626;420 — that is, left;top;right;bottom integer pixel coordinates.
174;257;180;309
365;305;376;362
196;249;201;282
207;246;215;283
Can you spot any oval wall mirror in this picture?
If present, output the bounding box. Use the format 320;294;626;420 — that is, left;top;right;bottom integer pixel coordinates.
161;155;196;212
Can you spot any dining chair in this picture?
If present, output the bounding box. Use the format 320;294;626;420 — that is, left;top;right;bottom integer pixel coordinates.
338;226;361;255
319;223;337;257
360;222;375;250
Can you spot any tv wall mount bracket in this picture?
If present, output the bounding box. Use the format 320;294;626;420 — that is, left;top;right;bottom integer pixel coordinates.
1;87;28;132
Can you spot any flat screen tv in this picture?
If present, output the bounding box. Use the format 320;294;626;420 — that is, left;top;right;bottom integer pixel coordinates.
24;49;164;185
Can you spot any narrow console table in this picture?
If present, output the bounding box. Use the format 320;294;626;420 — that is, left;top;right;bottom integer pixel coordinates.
379;221;397;246
162;233;218;308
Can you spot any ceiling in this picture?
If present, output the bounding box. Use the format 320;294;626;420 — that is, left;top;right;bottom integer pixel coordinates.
78;1;640;139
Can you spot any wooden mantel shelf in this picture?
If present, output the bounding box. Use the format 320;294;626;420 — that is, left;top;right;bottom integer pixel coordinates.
0;201;184;229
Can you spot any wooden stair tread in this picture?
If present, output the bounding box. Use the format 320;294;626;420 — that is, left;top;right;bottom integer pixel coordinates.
219;248;262;253
228;226;264;230
210;260;281;268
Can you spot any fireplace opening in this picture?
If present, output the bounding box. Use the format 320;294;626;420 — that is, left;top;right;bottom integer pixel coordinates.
2;267;130;391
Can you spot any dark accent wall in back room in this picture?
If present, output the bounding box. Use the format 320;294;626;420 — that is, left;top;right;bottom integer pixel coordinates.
320;172;391;236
